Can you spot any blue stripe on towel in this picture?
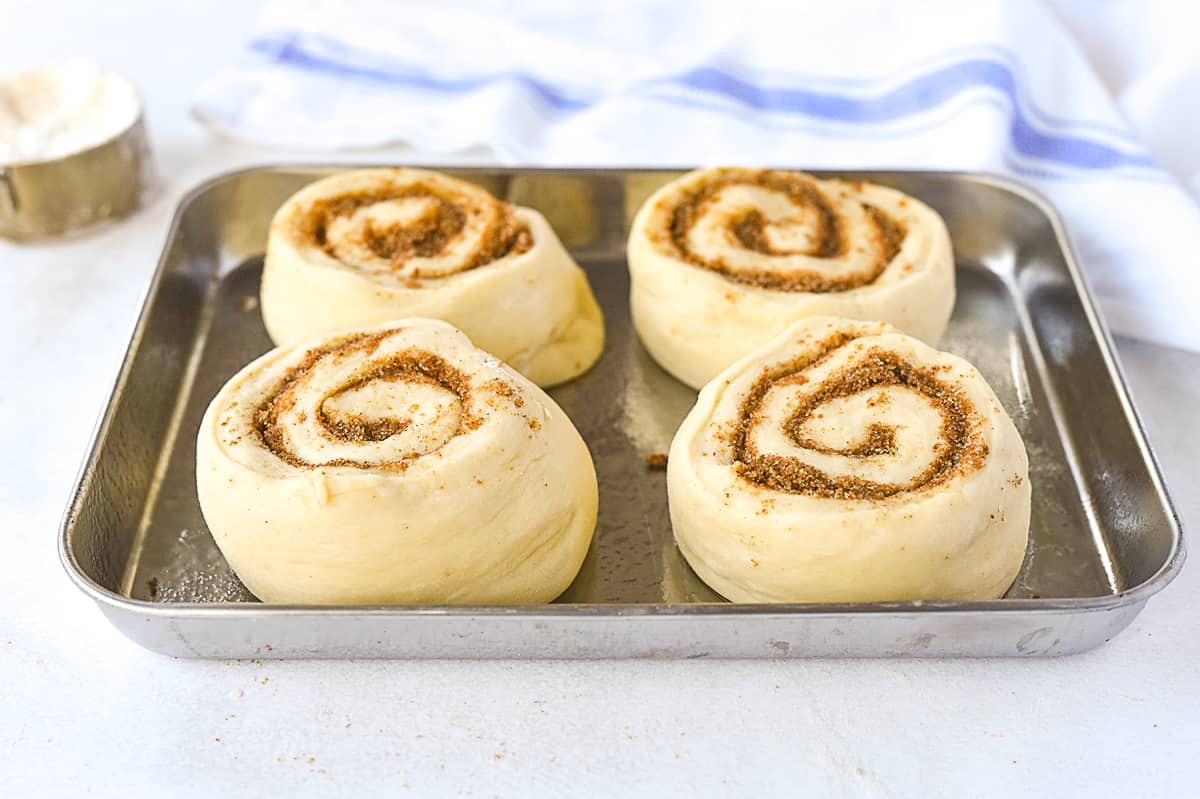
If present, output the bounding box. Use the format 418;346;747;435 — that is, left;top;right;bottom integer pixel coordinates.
667;64;1153;171
248;33;1156;173
250;35;589;111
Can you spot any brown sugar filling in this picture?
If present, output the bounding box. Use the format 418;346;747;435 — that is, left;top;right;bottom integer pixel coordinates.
732;339;987;499
665;169;905;292
254;331;477;470
302;182;532;277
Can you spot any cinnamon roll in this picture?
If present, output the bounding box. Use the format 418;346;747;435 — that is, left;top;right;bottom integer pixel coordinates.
195;319;598;605
261;168;604;388
628;167;954;388
668;317;1029;603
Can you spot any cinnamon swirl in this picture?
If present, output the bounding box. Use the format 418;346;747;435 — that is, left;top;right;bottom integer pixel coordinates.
668;317;1029;603
628;167;954;388
261;168;604;387
195;319;598;604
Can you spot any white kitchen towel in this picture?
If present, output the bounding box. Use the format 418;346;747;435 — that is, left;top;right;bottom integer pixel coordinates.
193;0;1200;352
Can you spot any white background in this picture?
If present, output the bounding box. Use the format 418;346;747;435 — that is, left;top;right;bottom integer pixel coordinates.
1;2;1197;796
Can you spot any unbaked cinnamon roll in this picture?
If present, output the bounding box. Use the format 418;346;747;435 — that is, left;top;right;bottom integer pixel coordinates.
261;168;604;388
668;317;1029;603
628;167;954;388
195;319;598;605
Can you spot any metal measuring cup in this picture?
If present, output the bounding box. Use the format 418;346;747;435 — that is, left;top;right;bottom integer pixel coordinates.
0;80;153;241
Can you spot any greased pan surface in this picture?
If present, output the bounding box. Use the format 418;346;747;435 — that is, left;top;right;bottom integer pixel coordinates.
60;166;1184;657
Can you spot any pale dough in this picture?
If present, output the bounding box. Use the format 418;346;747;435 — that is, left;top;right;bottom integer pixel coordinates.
628;167;955;389
261;168;604;388
196;319;598;605
668;317;1030;603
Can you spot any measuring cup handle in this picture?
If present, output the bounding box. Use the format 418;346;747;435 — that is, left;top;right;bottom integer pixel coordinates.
0;168;17;217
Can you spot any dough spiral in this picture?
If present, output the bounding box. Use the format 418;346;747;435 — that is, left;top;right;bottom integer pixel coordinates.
668;317;1029;603
196;319;598;605
628;167;954;388
261;168;604;387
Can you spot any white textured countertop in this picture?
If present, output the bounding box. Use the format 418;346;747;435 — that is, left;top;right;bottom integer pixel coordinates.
2;3;1197;795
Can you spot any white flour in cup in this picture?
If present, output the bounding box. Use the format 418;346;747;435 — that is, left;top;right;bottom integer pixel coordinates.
0;61;140;165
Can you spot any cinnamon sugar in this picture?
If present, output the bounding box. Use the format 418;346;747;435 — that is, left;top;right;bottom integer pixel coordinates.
484;378;524;408
644;452;668;470
732;339;988;500
663;169;906;293
254;332;474;470
303;181;532;277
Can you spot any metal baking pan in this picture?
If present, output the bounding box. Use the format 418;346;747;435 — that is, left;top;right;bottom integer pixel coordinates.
60;165;1184;658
